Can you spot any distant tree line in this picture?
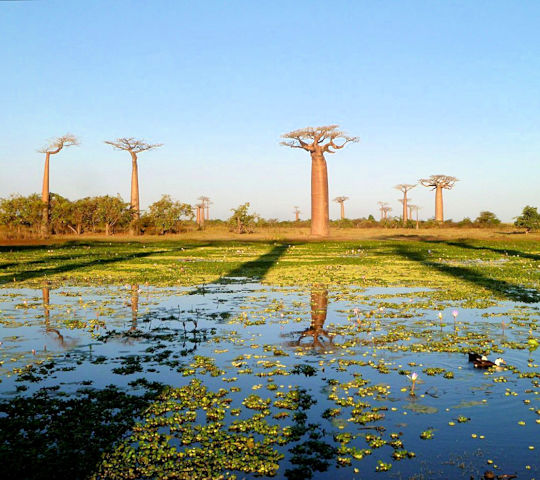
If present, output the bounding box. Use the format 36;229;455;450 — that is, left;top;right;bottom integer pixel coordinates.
0;193;193;237
1;192;537;238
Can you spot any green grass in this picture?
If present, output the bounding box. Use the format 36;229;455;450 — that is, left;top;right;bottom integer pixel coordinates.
1;237;538;303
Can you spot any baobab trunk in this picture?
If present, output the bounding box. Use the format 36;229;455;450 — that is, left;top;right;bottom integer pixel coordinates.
340;202;345;220
130;152;140;235
311;153;329;236
402;194;408;224
435;186;443;222
41;153;51;237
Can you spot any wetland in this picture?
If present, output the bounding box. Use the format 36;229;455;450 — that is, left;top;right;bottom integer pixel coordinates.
0;235;538;479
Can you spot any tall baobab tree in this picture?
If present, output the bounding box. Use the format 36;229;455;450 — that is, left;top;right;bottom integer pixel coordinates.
419;175;458;222
333;196;349;220
198;196;211;221
293;206;301;222
377;201;389;221
281;125;359;236
104;137;163;234
394;184;416;224
39;134;79;237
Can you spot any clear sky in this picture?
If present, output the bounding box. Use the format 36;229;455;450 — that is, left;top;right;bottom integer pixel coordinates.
1;0;538;222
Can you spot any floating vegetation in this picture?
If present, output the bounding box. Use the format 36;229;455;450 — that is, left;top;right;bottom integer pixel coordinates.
0;238;538;479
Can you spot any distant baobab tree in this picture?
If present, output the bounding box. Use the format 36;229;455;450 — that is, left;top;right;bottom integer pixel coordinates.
293;206;301;222
198;196;211;221
39;134;79;237
333;196;349;220
105;137;163;234
195;203;205;227
409;204;421;229
377;201;389;221
394;184;416;224
281;125;359;236
419;175;458;222
382;205;392;221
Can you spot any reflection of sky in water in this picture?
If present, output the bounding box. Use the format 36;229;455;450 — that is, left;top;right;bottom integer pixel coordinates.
0;283;538;478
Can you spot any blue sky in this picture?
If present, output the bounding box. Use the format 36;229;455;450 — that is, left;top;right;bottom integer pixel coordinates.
1;0;539;221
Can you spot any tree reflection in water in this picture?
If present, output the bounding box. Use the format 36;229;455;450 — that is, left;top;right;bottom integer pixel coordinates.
130;284;139;332
292;287;335;350
41;286;78;349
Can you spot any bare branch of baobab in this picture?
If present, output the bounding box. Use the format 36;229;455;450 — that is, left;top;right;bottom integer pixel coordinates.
38;134;79;154
281;125;359;154
104;138;163;153
419;175;458;190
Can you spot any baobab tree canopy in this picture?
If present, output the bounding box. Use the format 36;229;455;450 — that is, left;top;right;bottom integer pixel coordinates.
281;125;358;236
104;138;163;153
39;134;79;154
280;125;359;154
419;175;458;190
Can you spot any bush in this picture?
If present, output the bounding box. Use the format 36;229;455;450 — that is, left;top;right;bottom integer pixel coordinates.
474;211;501;227
228;203;258;233
514;206;540;233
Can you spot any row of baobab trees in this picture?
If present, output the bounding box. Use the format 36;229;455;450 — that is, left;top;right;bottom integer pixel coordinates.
39;126;456;237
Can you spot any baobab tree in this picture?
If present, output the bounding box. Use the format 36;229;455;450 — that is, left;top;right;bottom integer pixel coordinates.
382;205;392;222
419;175;458;222
104;137;163;234
333;196;349;220
394;184;416;224
198;196;211;221
377;201;390;221
293;206;301;222
39;134;79;237
409;204;421;229
281;125;359;236
195;203;205;227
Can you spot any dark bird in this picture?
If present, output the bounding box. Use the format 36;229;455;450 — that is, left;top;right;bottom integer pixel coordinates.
468;352;486;362
473;357;505;369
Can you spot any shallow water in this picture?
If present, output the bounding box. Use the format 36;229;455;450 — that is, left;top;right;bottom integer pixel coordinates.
0;282;538;479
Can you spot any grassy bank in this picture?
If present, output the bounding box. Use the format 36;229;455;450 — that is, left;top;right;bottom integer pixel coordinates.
1;229;538;303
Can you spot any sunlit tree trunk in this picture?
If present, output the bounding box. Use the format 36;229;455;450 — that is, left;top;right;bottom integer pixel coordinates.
130;151;140;234
311;152;329;236
41;153;51;237
340;202;345;220
435;186;443;222
402;194;408;223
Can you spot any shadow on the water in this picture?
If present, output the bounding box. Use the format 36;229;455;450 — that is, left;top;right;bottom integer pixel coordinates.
393;243;540;303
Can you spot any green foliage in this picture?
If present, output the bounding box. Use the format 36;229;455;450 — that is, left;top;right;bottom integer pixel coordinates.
0;193;42;235
143;195;193;234
514;205;540;232
457;217;473;227
228;202;258;233
95;195;131;235
474;211;501;227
